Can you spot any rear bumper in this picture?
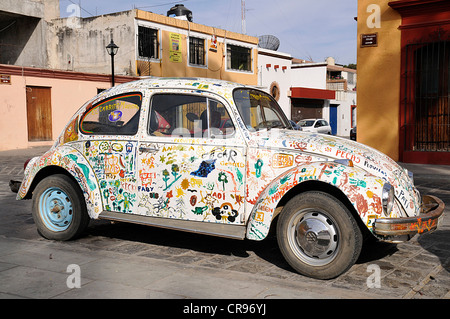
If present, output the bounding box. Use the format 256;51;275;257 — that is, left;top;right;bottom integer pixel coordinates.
373;195;444;242
9;180;21;193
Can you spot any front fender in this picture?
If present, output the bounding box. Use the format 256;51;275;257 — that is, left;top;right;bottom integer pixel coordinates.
246;161;386;240
17;145;103;219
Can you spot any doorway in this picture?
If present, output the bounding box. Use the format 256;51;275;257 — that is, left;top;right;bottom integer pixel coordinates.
26;86;52;141
330;104;338;135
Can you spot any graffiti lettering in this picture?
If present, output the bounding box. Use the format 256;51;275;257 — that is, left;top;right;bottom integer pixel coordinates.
203;148;237;162
335;150;361;163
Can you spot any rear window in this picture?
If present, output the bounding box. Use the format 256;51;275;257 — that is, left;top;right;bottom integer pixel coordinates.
80;92;142;135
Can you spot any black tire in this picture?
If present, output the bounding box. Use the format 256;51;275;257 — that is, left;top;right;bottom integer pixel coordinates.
277;191;362;279
32;174;90;241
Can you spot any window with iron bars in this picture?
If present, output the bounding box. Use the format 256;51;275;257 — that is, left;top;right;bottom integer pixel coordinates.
403;40;450;152
138;26;159;59
189;37;205;66
227;44;251;71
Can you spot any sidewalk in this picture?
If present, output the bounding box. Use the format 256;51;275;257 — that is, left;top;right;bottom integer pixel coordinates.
400;162;450;180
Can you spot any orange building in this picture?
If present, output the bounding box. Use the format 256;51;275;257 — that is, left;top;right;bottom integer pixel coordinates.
357;0;450;165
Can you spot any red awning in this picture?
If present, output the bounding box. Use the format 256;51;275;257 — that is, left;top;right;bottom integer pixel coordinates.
290;87;335;100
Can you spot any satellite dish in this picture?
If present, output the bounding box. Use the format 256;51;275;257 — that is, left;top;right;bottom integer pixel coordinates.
258;35;280;51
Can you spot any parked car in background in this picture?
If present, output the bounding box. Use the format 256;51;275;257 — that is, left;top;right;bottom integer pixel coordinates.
350;126;357;141
289;120;302;130
298;119;332;134
12;77;444;280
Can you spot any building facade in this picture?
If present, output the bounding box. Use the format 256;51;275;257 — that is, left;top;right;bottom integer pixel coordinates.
0;0;59;68
48;8;259;85
0;1;357;150
257;48;293;117
0;2;259;150
326;58;357;137
0;64;135;150
357;0;450;164
288;58;356;137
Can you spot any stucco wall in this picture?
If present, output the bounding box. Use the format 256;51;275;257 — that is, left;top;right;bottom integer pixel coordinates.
0;66;135;150
257;49;292;117
357;0;402;160
48;9;258;86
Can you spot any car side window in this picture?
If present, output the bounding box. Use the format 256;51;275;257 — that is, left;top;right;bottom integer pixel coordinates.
79;92;142;135
149;93;235;138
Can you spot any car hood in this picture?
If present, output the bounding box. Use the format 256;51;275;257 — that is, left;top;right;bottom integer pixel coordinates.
248;129;420;215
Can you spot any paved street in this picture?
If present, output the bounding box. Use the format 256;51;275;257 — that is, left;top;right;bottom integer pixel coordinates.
0;146;449;300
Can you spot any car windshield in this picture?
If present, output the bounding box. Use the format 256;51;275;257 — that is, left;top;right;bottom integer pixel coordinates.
299;120;315;127
233;88;291;131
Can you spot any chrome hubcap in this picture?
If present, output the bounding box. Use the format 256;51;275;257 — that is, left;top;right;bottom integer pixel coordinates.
288;210;339;266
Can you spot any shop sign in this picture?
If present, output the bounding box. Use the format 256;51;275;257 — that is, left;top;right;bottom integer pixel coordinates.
169;33;182;63
0;74;11;84
361;33;378;47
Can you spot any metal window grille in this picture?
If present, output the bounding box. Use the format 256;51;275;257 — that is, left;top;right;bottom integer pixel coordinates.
403;40;450;152
227;45;251;71
189;37;205;65
138;26;159;59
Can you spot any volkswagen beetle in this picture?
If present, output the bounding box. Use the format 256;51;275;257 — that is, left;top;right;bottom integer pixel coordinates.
14;78;444;279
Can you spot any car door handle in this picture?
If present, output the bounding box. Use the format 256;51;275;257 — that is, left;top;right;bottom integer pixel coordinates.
139;146;159;153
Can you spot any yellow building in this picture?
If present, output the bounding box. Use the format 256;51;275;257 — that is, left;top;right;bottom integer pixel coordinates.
357;0;450;165
134;9;258;85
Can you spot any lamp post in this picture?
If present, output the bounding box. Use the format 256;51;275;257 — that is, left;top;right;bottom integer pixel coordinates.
106;38;119;87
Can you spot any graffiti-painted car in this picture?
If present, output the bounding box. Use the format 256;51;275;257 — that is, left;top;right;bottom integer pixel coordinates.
14;78;444;279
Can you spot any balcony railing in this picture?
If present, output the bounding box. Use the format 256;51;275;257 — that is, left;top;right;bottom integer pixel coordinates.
326;79;347;91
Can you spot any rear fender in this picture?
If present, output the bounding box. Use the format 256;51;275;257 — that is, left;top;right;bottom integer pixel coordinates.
246;161;386;240
17;146;102;219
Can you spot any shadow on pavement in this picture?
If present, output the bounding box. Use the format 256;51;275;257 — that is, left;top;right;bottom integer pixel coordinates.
418;229;450;272
85;219;294;272
356;239;398;264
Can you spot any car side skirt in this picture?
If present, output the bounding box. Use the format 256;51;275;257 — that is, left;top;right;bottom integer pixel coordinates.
99;210;246;240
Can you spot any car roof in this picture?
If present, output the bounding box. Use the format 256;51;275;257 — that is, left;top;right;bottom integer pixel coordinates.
102;77;251;97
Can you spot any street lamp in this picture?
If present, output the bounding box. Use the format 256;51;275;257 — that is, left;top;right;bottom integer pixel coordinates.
106;38;119;87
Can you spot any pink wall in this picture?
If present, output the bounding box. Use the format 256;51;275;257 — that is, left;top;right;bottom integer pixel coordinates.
0;65;136;151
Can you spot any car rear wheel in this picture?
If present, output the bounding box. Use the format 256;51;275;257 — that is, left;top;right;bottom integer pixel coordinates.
277;191;363;279
32;174;89;241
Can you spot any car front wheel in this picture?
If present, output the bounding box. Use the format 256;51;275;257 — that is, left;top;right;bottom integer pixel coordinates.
277;191;363;279
32;174;89;241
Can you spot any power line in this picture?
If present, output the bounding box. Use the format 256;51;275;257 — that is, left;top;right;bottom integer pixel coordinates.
62;0;95;17
135;0;188;10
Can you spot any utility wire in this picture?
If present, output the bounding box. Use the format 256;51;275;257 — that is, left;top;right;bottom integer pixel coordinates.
63;0;95;17
136;0;188;10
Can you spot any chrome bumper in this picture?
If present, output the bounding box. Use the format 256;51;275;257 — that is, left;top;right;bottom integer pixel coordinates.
373;195;444;242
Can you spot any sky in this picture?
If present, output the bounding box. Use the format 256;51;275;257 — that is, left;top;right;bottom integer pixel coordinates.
60;0;358;66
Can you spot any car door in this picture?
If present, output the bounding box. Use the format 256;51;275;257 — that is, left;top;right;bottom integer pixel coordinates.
79;91;143;214
316;120;327;134
136;90;247;225
314;120;322;133
322;120;331;134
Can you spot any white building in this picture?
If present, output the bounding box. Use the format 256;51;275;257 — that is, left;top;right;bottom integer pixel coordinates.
259;53;356;137
257;48;293;118
326;57;357;137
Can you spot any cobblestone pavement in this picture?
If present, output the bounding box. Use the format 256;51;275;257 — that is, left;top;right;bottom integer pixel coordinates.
0;146;449;299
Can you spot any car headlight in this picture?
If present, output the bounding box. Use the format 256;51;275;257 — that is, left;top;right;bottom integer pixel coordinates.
382;183;395;216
